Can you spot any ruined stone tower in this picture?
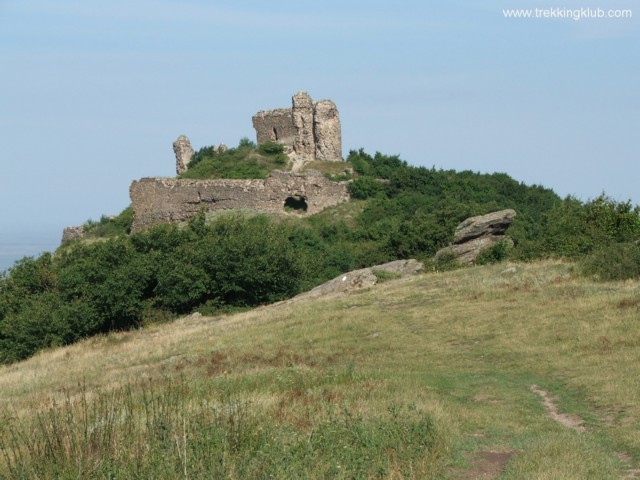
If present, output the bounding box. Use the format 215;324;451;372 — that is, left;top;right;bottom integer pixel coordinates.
173;135;194;175
252;92;342;163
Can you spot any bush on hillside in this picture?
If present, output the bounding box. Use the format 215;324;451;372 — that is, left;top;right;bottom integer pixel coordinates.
540;195;640;259
348;176;385;199
238;137;256;148
425;248;461;272
475;239;512;265
580;242;640;281
584;195;640;244
0;214;306;363
257;141;284;155
187;145;218;169
81;207;134;239
347;149;405;179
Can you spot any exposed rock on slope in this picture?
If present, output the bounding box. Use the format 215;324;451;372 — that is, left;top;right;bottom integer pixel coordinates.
436;209;516;265
295;259;423;299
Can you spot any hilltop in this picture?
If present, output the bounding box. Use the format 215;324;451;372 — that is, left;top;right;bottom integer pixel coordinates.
1;260;639;478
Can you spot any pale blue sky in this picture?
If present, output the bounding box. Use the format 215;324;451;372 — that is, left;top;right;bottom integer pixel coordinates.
1;0;638;270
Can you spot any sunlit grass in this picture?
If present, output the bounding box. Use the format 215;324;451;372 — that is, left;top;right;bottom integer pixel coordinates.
1;260;639;478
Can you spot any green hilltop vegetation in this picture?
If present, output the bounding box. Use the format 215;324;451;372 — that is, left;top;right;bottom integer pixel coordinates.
1;139;639;364
178;138;290;180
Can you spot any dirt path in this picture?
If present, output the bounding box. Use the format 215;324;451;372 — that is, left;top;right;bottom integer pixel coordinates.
531;385;640;478
530;384;586;432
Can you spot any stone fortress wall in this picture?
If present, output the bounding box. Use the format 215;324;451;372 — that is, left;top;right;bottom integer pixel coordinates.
129;170;349;231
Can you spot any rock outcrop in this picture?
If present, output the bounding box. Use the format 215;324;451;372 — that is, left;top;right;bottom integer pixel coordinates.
129;170;350;231
296;259;423;299
173;135;194;175
436;209;516;265
252;92;342;164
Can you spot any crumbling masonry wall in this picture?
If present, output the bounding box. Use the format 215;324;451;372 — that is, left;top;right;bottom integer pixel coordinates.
129;170;350;231
252;108;296;146
252;92;342;163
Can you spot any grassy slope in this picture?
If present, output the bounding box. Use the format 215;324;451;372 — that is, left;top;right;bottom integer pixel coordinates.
1;260;639;478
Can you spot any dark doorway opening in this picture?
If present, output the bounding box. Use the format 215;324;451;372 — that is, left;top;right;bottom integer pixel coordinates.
272;127;279;141
284;195;308;213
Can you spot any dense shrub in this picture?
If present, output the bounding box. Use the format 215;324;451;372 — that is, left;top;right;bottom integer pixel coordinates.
580;242;640;281
348;176;385;200
257;141;284;155
347;149;405;179
426;249;461;272
536;195;640;259
81;207;133;239
0;214;307;363
187;145;218;169
584;195;640;244
476;240;512;265
238;137;256;148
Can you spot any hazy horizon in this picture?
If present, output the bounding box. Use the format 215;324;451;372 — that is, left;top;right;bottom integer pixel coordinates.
0;230;60;272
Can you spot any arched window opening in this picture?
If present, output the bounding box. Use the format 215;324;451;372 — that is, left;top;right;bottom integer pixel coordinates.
284;195;308;213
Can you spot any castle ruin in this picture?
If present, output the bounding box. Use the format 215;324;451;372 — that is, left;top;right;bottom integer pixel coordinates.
125;92;348;231
61;92;348;239
252;92;342;164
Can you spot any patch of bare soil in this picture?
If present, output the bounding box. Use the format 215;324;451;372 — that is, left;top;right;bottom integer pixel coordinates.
452;450;515;479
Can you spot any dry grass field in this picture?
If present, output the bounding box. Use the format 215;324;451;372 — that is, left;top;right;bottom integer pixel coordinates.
1;260;639;478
